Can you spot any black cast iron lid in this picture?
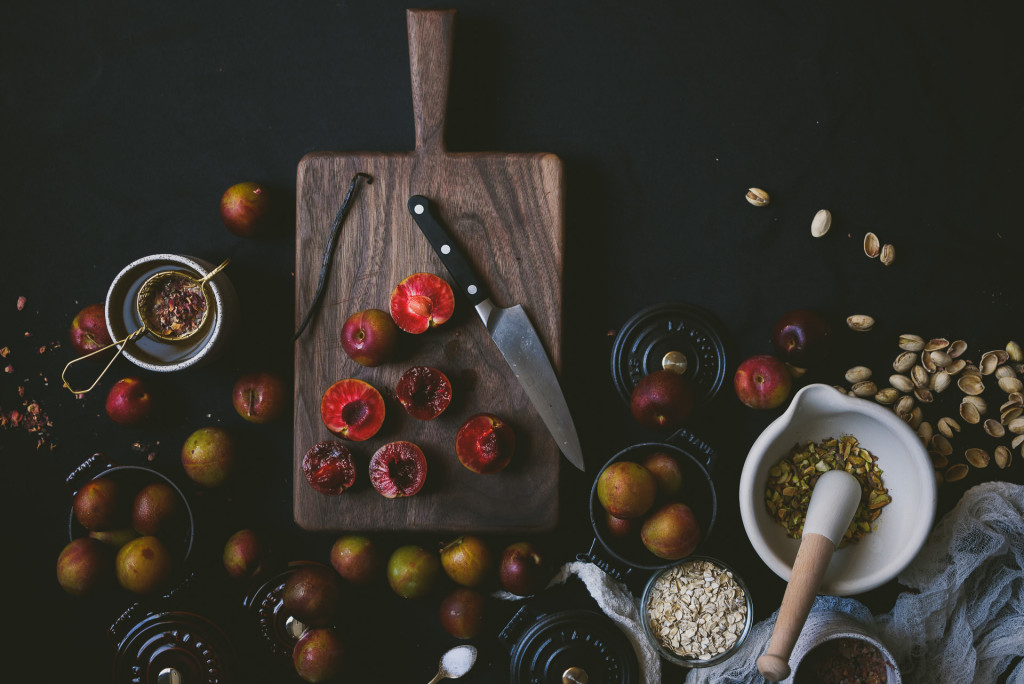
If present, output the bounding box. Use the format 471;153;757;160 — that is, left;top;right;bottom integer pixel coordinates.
610;302;730;407
110;608;237;684
501;607;639;684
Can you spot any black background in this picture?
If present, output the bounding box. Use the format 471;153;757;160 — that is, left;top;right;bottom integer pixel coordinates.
3;1;1023;682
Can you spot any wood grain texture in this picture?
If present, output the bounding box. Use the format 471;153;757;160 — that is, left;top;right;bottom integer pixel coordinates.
292;9;564;532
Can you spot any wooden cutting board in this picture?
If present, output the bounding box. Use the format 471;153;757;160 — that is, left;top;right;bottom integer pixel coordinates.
292;9;564;533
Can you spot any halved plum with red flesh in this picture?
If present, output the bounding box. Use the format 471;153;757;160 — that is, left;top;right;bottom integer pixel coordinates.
396;366;452;420
389;273;455;334
303;440;356;495
320;379;385;441
369;441;427;498
456;413;516;474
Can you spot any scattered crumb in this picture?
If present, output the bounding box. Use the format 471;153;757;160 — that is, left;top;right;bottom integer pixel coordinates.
0;347;9;357
23;332;31;337
16;296;26;311
4;365;12;374
37;346;46;355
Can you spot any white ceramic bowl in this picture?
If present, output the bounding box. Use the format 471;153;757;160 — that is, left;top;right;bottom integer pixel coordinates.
739;383;936;595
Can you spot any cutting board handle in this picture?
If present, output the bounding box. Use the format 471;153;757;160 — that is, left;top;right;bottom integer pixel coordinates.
408;8;454;155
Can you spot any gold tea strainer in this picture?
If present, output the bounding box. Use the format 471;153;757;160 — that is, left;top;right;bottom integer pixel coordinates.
62;258;230;394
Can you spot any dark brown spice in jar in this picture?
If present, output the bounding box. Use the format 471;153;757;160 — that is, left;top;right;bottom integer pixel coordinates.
143;274;207;339
795;637;889;684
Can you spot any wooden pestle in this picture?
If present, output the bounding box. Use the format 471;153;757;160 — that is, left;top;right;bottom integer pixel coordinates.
756;469;863;682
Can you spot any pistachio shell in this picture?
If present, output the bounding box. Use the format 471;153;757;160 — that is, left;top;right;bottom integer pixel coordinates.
1013;434;1024;449
930;434;953;457
995;365;1017;380
925;338;950;352
908;406;923;429
960;401;981;424
937;417;961;438
983;419;1005;438
1008;341;1024;363
961;363;982;378
913;387;934;403
898;335;925;352
932;370;952;393
846;314;875;332
948;340;968;359
980;351;999;375
880;243;896;266
1001;407;1023;425
931;453;949;469
945;359;967;375
998;377;1024;394
965;448;991;469
944;463;968;482
917;421;934;445
811;209;832;237
845;366;873;384
994;445;1012;469
911;365;930;388
1009;417;1024;435
921;351;937;373
746;188;770;206
1001;395;1024;411
958;375;985;396
864;232;881;258
963;395;987;413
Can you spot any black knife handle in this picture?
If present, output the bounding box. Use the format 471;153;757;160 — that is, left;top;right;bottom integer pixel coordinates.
408;195;489;307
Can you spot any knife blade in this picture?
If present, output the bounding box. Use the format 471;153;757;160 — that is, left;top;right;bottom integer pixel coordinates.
407;195;585;471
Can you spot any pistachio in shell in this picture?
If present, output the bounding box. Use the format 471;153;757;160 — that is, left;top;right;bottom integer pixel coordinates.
846;314;875;332
811;209;832;237
930;434;953;457
894;352;918;373
889;374;914;392
845;366;873;384
898;335;925;352
924;338;950;352
745;188;770;207
875;388;900;405
994;445;1012;469
880;243;896;266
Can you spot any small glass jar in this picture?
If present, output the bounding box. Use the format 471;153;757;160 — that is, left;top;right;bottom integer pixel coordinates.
640;556;754;669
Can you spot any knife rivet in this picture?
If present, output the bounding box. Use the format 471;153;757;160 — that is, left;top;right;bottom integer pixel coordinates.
414;203;425;214
467;285;478;295
662;350;689;375
441;244;451;254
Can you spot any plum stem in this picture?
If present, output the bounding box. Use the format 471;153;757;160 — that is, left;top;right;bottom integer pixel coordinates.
293;172;373;341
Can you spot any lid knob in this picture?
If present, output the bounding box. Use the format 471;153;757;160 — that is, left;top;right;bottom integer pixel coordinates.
662;350;688;374
563;666;589;683
157;668;182;684
285;615;308;640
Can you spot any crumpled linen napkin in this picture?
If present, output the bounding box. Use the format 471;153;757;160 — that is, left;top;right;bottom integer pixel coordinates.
687;481;1024;684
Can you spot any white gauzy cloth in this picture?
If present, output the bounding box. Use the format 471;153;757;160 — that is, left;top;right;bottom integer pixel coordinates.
545;562;663;683
688;482;1024;684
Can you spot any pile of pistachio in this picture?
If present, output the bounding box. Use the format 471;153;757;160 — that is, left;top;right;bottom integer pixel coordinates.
764;435;890;545
837;323;1023;483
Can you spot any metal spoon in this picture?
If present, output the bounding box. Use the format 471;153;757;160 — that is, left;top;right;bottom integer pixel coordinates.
427;645;477;683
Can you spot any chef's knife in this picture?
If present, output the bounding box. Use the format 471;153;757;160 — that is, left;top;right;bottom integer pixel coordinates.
408;195;585;471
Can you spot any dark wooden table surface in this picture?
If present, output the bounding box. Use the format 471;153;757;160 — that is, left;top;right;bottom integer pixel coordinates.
3;1;1022;682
